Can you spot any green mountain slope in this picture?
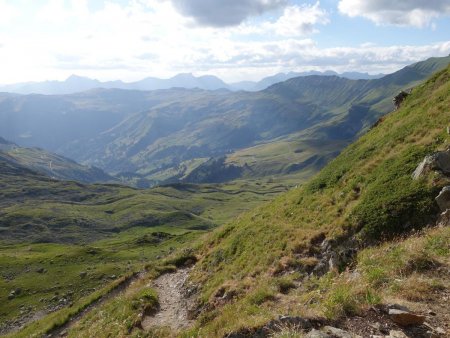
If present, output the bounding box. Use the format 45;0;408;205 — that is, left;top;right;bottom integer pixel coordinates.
0;137;114;183
176;63;450;336
0;157;287;244
185;56;450;183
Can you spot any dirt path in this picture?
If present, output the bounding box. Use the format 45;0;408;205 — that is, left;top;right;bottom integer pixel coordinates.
142;268;194;332
4;269;194;336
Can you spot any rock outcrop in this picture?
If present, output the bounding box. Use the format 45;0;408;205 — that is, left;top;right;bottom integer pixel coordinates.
412;148;450;180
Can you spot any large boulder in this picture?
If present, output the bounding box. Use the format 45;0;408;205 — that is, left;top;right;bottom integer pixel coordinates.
412;148;450;179
435;186;450;212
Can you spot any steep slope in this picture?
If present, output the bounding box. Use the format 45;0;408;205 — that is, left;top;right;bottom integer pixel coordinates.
0;137;114;183
178;64;450;336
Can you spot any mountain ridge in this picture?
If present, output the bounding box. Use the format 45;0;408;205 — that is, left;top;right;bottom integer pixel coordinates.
0;70;385;95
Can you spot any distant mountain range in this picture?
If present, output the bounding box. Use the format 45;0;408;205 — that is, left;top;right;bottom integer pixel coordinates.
0;56;448;185
230;70;384;91
0;71;384;95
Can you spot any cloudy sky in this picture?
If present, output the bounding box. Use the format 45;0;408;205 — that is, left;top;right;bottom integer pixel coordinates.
1;0;450;84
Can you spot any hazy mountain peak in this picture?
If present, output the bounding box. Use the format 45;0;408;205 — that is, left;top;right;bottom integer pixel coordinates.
66;74;92;81
172;72;195;79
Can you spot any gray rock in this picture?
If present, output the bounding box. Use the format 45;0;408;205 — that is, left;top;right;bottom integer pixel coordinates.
306;329;332;338
79;271;87;278
387;304;410;312
435;186;450;212
388;330;408;338
322;326;362;338
388;309;425;326
413;149;450;179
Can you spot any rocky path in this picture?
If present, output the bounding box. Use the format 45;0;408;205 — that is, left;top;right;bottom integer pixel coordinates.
142;268;194;332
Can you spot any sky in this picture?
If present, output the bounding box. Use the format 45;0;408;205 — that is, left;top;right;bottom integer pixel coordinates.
0;0;449;84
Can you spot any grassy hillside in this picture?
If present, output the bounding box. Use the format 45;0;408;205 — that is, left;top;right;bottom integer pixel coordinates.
0;137;114;184
179;64;450;335
159;56;450;184
0;165;288;244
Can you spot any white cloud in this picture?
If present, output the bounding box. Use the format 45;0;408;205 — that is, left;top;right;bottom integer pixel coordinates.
338;0;450;27
194;40;450;81
0;0;449;84
170;0;287;27
0;0;19;25
270;2;329;36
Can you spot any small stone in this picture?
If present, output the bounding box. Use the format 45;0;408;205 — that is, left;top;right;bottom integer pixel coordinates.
428;310;437;316
323;326;361;338
388;309;425;326
370;322;381;330
435;327;446;335
387;304;410;312
36;267;46;273
388;330;408;338
305;329;332;338
79;271;87;278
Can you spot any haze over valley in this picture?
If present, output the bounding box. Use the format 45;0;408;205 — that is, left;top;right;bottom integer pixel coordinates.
1;1;450;337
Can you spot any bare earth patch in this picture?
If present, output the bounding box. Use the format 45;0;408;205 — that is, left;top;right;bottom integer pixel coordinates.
142;268;194;332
